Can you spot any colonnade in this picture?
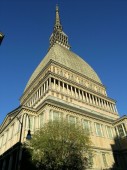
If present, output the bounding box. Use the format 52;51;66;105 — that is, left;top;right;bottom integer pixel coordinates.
26;77;117;113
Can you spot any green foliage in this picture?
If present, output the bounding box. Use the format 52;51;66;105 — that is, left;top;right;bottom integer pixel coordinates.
29;120;92;170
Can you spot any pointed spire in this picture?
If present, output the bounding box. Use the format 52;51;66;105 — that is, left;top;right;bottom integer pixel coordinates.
54;4;62;31
49;5;71;50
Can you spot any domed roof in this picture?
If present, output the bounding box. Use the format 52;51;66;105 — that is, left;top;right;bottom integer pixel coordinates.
24;5;102;92
24;44;102;91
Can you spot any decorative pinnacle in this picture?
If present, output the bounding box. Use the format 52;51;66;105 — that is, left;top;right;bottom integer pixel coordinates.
54;4;62;31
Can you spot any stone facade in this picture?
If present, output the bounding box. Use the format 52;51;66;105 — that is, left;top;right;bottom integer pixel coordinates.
0;5;127;170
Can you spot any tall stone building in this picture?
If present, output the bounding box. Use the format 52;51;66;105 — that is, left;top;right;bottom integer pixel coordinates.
0;5;127;170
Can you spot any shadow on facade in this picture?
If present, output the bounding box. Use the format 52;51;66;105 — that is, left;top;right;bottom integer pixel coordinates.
1;138;127;170
20;147;36;170
0;143;19;170
0;143;36;170
110;136;127;170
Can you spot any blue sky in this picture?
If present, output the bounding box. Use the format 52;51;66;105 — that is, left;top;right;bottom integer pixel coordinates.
0;0;127;124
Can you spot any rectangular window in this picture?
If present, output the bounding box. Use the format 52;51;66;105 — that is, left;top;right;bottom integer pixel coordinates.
68;115;76;124
95;123;104;137
53;111;60;120
82;119;91;133
49;110;62;121
106;126;113;139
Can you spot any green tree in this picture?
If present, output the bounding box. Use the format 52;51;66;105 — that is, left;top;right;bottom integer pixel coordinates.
29;120;92;170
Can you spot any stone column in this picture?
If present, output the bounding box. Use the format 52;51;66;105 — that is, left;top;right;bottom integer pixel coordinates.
76;88;79;98
78;89;81;100
114;105;118;113
98;98;101;107
121;123;126;136
95;96;98;106
34;93;36;103
110;104;114;112
82;91;85;101
113;104;116;112
105;101;108;110
115;126;119;137
109;103;112;112
74;87;77;98
41;86;43;96
38;88;40;99
91;95;94;104
71;86;73;96
106;101;110;110
101;99;105;108
37;90;39;100
89;94;92;104
103;100;106;109
46;79;49;91
108;103;111;111
85;92;89;103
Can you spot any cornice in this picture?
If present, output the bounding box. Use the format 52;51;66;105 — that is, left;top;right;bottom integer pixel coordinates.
113;115;127;125
36;96;116;124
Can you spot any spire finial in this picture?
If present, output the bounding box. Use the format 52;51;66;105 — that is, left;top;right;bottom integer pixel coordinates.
49;5;71;50
54;4;62;31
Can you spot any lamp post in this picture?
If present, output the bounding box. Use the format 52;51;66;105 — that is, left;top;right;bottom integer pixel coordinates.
16;113;32;170
0;32;4;45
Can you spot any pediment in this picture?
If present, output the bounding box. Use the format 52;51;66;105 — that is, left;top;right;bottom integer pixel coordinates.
0;106;21;133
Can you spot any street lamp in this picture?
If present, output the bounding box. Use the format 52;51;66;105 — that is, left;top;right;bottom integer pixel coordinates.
16;113;32;170
0;32;4;45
